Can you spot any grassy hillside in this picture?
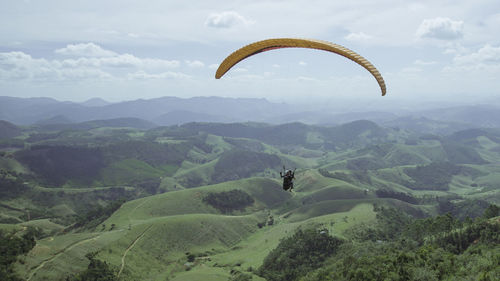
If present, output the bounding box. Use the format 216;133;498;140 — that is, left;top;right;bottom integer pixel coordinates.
1;119;499;280
17;175;379;280
0;120;23;139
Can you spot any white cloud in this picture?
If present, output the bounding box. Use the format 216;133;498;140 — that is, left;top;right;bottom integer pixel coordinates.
452;44;500;65
0;46;182;83
205;11;253;28
444;44;500;73
0;51;113;81
414;60;436;66
298;76;319;82
59;68;113;80
59;55;180;70
185;60;205;68
232;67;248;73
401;67;423;73
298;61;307;66
55;43;117;57
416;17;464;40
0;52;54;80
127;70;190;80
443;44;469;55
54;43;180;69
345;32;372;42
272;64;280;68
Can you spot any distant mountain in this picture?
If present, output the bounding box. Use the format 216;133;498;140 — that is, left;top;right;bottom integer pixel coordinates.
35;115;74;125
445;128;500;145
272;111;397;125
1;96;499;132
330;111;398;124
416;105;500;128
382;116;473;135
182;119;392;149
272;111;336;125
80;98;110;107
153;110;232;126
37;117;157;131
0;96;290;125
0;120;22;139
0;96;87;125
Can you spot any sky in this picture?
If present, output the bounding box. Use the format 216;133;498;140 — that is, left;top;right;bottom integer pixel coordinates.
1;0;500;109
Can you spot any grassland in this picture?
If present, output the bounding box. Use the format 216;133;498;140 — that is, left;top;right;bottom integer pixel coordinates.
15;174;380;281
2;121;500;280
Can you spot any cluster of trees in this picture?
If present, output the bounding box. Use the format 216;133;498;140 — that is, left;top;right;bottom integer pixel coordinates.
15;145;105;186
0;120;22;139
375;189;418;204
65;252;117;281
223;137;265;152
320;120;387;147
258;205;500;281
0;172;28;199
202;190;254;213
13;138;194;187
104;140;190;166
181;120;391;149
318;169;372;184
0;228;37;281
302;242;499;281
437;198;492;220
0;139;24;149
483;204;500;218
441;141;486;164
346;157;386;171
134;178;161;195
73;199;126;230
405;162;462;190
257;228;344;281
301;205;500;281
182;122;309;145
213;150;281;183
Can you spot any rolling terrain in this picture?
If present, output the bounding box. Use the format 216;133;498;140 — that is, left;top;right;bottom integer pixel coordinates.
1;117;499;280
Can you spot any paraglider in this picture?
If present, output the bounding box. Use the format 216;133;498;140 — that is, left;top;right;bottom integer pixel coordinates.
215;38;386;96
280;166;296;192
215;38;387;191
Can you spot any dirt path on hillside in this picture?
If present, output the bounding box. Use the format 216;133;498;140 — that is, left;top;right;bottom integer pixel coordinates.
127;197;153;223
117;225;153;278
26;234;100;281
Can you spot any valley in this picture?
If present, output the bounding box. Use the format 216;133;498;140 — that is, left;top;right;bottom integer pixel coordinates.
1;117;499;280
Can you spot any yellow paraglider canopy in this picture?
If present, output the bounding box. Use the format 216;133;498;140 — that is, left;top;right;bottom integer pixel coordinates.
215;38;386;96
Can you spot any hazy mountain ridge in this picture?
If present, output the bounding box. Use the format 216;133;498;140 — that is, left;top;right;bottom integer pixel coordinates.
1;96;499;133
0;120;22;139
36;117;157;131
80;97;110;107
0;96;288;126
419;105;500;127
153;110;232;125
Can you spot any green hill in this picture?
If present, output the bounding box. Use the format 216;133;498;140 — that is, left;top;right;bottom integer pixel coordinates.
2;119;500;281
0;120;22;139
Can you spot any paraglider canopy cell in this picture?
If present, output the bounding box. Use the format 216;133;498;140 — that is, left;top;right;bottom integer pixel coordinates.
215;38;386;96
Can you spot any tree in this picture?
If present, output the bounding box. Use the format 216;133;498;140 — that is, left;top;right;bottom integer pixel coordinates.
258;229;344;281
67;252;117;281
483;204;500;219
0;228;37;281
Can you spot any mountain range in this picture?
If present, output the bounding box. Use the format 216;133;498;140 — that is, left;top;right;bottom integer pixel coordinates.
1;96;499;134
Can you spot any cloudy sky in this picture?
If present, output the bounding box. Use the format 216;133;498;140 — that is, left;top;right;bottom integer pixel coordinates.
1;0;499;108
